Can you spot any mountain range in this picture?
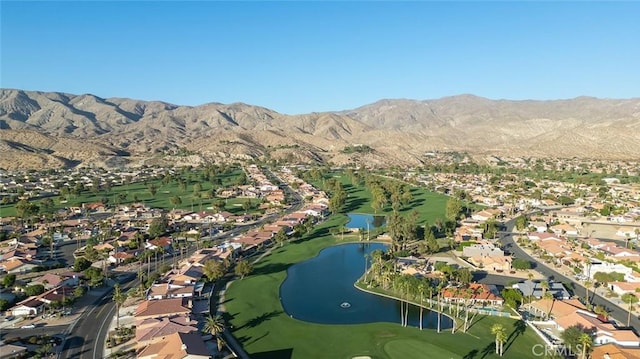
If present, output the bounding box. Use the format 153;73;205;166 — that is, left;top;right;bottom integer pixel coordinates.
1;89;639;170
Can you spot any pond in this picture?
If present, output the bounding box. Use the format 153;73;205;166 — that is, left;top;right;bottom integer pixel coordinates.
279;243;452;328
345;213;386;229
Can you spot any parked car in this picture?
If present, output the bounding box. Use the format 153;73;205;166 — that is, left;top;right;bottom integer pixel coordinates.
21;324;36;329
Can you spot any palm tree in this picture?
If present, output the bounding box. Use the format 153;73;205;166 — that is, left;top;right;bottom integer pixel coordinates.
578;332;592;359
112;284;127;329
417;281;426;330
584;279;593;306
463;287;474;332
203;315;226;353
622;293;639;327
392;275;406;327
491;323;507;356
436;282;445;333
540;280;549;298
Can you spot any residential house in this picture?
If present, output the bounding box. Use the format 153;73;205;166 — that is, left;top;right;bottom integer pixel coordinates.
550;223;579;236
137;332;210;359
524;298;586;320
590;343;640;359
512;280;571;299
135;315;198;349
135;298;191;321
0;343;28;359
609;282;640;296
471;209;501;223
146;236;172;251
146;282;194;301
586;260;633;280
11;297;45;317
462;243;504;258
31;272;80;290
0;259;38;274
441;283;503;306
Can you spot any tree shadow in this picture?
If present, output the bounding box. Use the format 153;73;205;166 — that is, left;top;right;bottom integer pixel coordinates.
245;331;270;346
463;349;478;359
342;198;367;213
409;198;425;208
240;310;282;330
479;341;496;359
465;313;486;331
252;348;294;359
252;263;290;276
504;319;528;353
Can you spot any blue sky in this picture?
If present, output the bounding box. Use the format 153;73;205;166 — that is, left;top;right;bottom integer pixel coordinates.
2;1;639;114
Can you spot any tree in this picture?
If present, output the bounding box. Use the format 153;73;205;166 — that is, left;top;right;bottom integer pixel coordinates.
2;273;16;288
515;215;529;232
203;260;226;283
16;199;39;219
203;315;226;353
74;257;92;272
148;215;169;238
456;268;473;285
540;280;550;299
25;284;45;296
512;258;532;271
491;323;507;356
561;325;588;353
147;183;158;197
275;228;288;247
112;283;127;329
170;195;182;207
0;298;10;311
579;332;592;359
235;259;253;279
424;226;440;254
502;287;523;308
40;198;55;214
417;280;427;330
445;197;462;222
622;293;639;327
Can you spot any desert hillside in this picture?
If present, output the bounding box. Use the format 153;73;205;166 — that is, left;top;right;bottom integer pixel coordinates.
1;89;639;169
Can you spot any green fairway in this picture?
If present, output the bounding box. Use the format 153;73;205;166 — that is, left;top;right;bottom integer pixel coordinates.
0;168;254;217
224;215;543;359
327;173;449;225
384;339;461;359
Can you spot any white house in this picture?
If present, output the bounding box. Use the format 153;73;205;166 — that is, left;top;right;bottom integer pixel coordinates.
11;298;44;317
585;260;633;279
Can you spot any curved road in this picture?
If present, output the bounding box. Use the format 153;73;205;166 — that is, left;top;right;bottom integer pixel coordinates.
500;218;640;330
62;273;137;359
60;172;304;358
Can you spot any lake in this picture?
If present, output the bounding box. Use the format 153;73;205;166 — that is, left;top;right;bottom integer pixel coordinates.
279;243;452;328
345;213;386;229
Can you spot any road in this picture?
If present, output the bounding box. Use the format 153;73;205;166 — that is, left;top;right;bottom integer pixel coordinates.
499;218;640;330
60;170;304;358
61;272;137;359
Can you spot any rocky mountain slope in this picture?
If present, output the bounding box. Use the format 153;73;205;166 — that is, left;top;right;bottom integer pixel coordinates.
1;89;639;170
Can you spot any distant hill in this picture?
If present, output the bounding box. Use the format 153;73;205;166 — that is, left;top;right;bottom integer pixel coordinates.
1;89;639;169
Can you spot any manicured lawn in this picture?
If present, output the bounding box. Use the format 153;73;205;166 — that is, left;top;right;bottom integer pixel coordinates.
0;169;255;217
327;173;449;225
224;216;543;359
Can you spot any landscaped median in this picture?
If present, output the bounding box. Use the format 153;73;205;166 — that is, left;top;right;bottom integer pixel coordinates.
223;216;545;359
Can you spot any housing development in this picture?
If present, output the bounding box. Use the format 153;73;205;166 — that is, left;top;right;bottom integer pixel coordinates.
0;156;638;359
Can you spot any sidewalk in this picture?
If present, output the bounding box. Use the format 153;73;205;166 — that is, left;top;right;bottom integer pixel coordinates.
0;285;111;331
102;303;138;358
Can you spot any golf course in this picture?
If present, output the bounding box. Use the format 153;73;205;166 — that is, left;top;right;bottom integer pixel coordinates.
223;174;544;359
